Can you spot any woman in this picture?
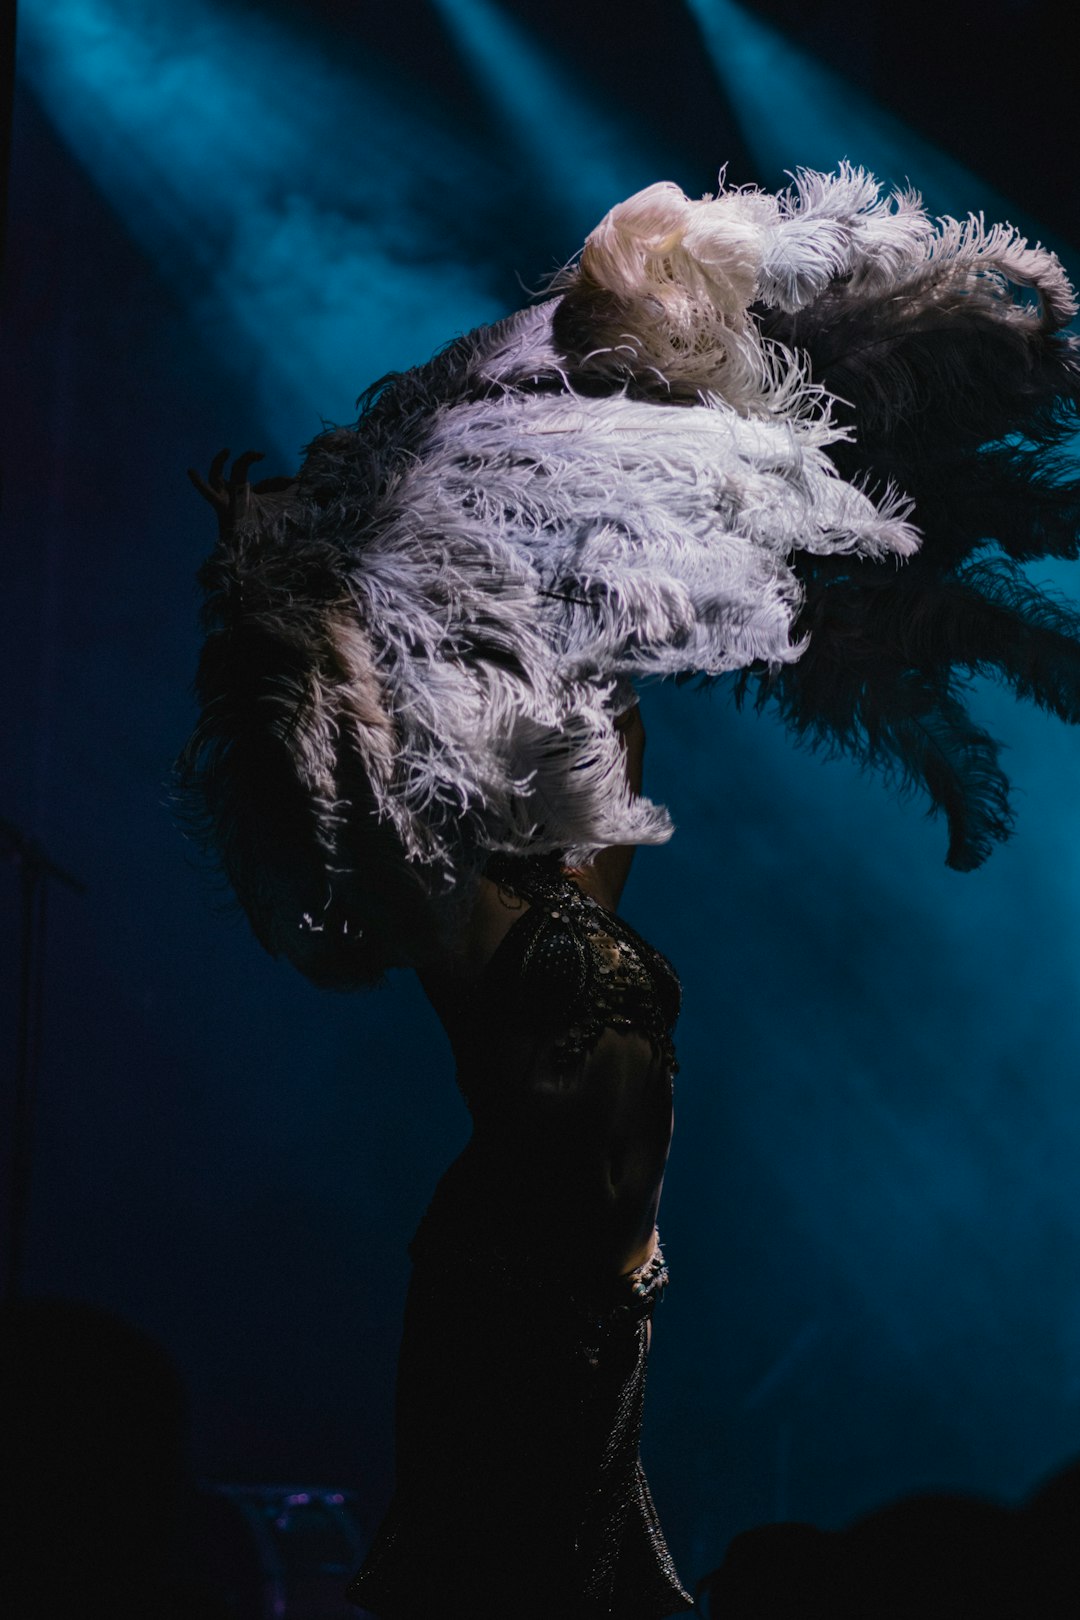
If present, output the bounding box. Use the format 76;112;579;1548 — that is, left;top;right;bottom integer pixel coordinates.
187;449;693;1611
356;702;694;1617
183;164;1080;1617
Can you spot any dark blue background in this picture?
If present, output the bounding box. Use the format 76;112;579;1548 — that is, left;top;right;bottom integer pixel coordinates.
4;0;1080;1583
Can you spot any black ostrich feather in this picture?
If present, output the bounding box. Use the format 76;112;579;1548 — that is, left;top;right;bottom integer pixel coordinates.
739;204;1080;867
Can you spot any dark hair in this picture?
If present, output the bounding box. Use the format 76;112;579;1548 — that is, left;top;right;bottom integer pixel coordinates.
177;535;439;989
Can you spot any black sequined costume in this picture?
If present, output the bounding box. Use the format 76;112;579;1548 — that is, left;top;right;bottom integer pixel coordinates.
347;857;693;1619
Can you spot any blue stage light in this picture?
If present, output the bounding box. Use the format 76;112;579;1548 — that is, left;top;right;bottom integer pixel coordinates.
682;0;1048;228
17;0;505;454
682;0;1079;486
429;0;660;241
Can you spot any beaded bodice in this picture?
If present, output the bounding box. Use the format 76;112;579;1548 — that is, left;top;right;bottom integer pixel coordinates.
454;854;681;1092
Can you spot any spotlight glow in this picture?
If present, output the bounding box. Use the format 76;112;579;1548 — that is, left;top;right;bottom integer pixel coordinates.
430;0;660;240
18;0;506;453
683;0;1043;226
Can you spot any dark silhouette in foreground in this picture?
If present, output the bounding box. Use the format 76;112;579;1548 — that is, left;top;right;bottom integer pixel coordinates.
1;1298;228;1620
702;1460;1080;1619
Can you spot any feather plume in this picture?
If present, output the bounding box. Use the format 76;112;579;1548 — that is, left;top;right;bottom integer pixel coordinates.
181;164;1080;982
740;167;1080;868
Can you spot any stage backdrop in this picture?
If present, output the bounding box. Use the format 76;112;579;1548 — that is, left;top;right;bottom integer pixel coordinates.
3;0;1080;1581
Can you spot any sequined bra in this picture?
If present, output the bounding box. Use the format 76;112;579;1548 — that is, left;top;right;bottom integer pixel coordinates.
462;853;681;1083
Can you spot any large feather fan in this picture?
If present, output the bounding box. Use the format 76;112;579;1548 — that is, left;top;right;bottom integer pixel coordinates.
181;165;1080;981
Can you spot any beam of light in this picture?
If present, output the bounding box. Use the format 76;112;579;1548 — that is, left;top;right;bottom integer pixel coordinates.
670;5;1080;1480
429;0;664;248
17;0;507;456
683;0;1080;560
682;0;1072;257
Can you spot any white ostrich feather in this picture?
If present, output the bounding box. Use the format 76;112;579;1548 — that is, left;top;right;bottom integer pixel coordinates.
287;338;919;883
188;164;1079;973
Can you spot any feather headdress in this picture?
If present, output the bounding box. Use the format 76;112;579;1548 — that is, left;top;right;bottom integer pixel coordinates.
180;165;1080;980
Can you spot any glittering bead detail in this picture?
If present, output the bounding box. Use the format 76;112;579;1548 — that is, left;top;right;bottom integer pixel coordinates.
480;854;681;1081
626;1242;670;1307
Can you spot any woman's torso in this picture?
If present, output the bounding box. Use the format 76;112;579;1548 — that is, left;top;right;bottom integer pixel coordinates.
416;855;681;1276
